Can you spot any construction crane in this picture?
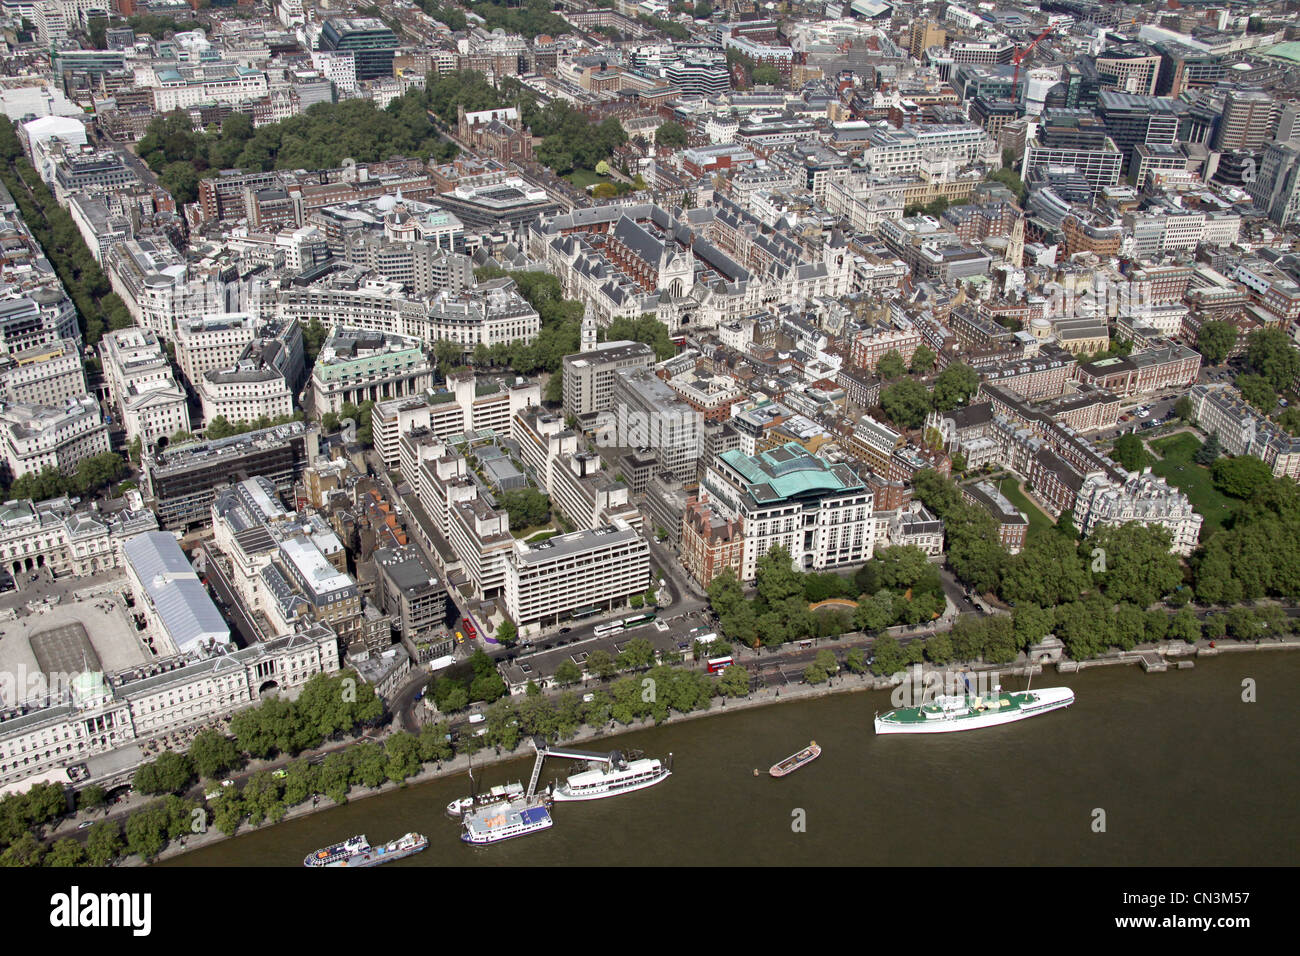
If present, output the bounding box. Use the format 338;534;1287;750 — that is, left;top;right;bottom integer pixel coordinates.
1012;25;1058;90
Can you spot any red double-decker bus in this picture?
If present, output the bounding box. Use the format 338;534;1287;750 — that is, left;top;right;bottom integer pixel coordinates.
706;656;734;674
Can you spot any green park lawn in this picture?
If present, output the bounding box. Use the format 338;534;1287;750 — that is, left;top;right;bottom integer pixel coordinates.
565;168;606;190
1148;433;1237;535
1150;432;1201;464
996;480;1056;542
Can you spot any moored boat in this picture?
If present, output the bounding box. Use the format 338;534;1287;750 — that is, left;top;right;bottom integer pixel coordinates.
305;834;370;867
874;686;1074;734
770;741;821;777
461;799;553;845
551;752;671;801
446;781;525;817
304;832;428;867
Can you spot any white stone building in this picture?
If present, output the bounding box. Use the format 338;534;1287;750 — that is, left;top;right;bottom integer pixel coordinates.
503;519;649;633
0;395;109;481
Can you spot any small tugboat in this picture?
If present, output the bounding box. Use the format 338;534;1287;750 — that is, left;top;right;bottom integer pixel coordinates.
769;741;821;777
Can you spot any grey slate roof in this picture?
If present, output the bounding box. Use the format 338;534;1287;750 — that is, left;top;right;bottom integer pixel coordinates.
122;531;229;652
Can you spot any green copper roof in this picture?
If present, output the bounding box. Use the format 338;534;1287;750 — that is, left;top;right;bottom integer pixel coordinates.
720;442;862;502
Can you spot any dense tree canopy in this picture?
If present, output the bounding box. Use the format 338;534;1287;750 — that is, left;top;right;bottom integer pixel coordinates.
911;470;1008;593
876;350;907;380
1112;433;1151;472
655;121;689;150
1088;524;1182;608
931;363;980;411
603;314;677;360
1235;373;1277;411
498;487;551;529
8;453;127;503
1196;320;1238;365
1244;328;1300;393
137;89;460;203
880;380;932;429
1211;455;1275;499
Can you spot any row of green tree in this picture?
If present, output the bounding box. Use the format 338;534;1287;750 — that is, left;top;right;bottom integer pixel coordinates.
546;636;690;688
705;544;951;649
86;14;206;48
5;454;128;504
469;0;570;38
413;0;468;30
204;411;303;441
0;119;135;344
12;656;764;864
467;269;585;375
637;13;691;40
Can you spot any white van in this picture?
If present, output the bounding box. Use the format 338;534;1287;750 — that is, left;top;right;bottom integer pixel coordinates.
467;713;485;724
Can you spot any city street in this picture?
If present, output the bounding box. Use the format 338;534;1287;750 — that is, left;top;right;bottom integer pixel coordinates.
199;542;265;648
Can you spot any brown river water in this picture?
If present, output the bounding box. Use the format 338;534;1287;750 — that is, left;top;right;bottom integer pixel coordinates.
162;653;1299;867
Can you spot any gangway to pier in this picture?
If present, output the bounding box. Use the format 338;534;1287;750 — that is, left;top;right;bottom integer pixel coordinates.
525;737;620;799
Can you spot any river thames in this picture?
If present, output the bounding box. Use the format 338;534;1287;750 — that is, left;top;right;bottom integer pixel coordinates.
163;652;1299;867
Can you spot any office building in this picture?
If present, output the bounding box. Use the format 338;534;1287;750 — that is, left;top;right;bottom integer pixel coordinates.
701;442;875;583
562;339;655;421
99;327;190;448
319;18;398;81
503;519;649;632
0;395;109;482
310;328;433;416
142;421;319;530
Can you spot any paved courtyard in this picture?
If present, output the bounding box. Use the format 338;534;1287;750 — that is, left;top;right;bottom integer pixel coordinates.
0;582;154;707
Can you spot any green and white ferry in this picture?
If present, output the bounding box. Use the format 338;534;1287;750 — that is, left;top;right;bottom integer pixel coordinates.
874;686;1075;735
